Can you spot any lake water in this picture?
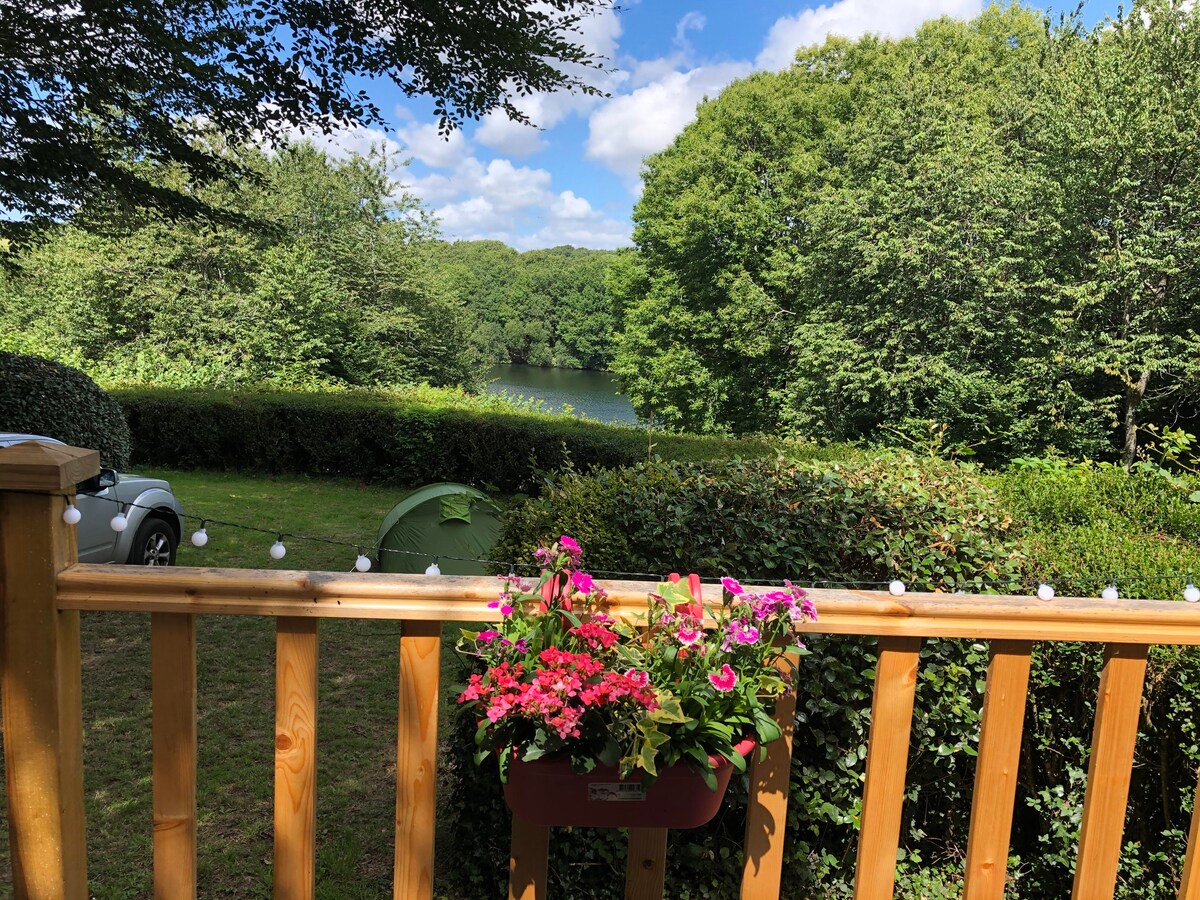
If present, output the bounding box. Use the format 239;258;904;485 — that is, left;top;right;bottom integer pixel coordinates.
486;364;638;425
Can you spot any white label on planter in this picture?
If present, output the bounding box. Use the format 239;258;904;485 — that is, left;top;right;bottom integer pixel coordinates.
589;783;645;801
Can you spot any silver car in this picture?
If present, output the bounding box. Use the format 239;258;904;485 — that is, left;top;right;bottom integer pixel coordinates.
0;433;185;565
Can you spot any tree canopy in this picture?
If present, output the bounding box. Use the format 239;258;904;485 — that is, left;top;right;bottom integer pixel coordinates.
0;0;611;244
0;143;476;389
615;0;1200;464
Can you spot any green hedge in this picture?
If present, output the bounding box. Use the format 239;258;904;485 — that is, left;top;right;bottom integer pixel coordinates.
112;387;800;491
441;456;1200;898
445;455;1024;899
0;352;132;467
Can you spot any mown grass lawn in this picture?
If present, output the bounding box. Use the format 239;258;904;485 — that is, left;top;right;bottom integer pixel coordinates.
0;470;482;899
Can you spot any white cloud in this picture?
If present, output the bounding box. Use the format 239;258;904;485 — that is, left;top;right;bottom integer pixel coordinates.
549;190;595;220
756;0;983;70
675;11;707;46
585;61;751;180
394;121;470;168
474;114;549;157
278;122;406;164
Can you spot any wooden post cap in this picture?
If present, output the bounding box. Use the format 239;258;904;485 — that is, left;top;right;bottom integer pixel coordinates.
0;441;100;492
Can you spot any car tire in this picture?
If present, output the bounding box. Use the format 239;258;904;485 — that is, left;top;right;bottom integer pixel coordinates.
128;516;178;566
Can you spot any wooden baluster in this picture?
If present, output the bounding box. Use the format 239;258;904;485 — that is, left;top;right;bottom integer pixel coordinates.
0;441;96;899
963;640;1033;900
1178;766;1200;900
853;636;922;900
741;649;800;900
508;815;549;900
274;617;318;899
152;613;197;899
1072;643;1149;900
625;827;667;899
1179;770;1200;900
395;620;441;899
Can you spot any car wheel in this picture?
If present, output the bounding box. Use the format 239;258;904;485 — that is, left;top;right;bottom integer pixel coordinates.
129;516;178;566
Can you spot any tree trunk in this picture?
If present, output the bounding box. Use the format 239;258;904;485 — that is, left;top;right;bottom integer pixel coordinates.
1122;370;1151;470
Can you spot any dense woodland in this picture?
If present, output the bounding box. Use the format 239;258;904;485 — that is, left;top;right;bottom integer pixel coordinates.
614;1;1200;465
0;148;624;388
4;0;1200;467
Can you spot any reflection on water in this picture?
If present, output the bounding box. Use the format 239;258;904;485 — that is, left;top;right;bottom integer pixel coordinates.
486;364;638;425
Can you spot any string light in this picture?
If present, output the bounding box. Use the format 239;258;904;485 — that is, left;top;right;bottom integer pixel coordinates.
191;521;209;547
355;550;372;573
62;502;81;525
31;488;1200;602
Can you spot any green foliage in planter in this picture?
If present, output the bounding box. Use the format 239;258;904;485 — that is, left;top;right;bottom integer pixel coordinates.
0;351;132;467
111;387;807;491
443;454;1023;897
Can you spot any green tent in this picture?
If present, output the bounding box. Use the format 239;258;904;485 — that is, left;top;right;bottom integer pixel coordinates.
376;483;503;575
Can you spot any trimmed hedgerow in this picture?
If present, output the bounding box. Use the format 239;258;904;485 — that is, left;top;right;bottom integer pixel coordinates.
0;352;132;467
442;456;1200;898
442;454;1023;899
111;387;811;490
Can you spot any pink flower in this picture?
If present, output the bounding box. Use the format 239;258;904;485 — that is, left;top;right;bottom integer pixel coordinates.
559;535;583;565
571;570;595;594
677;624;703;646
709;664;737;692
721;577;745;596
477;630;500;644
730;619;760;645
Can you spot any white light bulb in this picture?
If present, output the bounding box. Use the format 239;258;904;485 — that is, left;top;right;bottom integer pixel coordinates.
62;503;81;525
191;527;208;548
1185;583;1200;603
425;562;441;576
1037;583;1055;601
888;580;906;597
1101;585;1119;601
110;512;128;533
270;540;287;561
355;554;372;572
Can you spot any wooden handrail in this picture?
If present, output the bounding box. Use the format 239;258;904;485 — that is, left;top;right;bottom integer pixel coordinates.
56;563;1200;644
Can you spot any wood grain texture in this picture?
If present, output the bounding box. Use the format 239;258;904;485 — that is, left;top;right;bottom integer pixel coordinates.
741;650;800;900
507;815;549;900
1179;768;1200;900
854;637;922;900
625;828;667;900
274;618;318;900
0;442;98;492
1072;643;1149;900
963;640;1033;900
0;489;88;898
394;620;441;900
58;565;1200;645
152;613;197;899
1176;763;1195;897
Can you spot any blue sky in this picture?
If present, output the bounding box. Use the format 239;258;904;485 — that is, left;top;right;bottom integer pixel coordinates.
304;1;1122;251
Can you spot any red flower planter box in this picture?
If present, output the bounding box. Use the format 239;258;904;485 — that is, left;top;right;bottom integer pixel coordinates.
502;738;756;829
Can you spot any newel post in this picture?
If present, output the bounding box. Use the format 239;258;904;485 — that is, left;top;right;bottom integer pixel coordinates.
0;441;97;898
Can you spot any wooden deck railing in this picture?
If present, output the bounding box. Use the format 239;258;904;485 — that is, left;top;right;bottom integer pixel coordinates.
4;443;1200;898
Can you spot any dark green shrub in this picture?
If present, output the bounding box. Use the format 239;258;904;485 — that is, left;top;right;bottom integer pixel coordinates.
113;387;793;490
443;454;1023;898
444;456;1200;898
0;352;131;467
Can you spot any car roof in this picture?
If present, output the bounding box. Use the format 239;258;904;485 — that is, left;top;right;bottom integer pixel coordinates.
0;433;66;448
